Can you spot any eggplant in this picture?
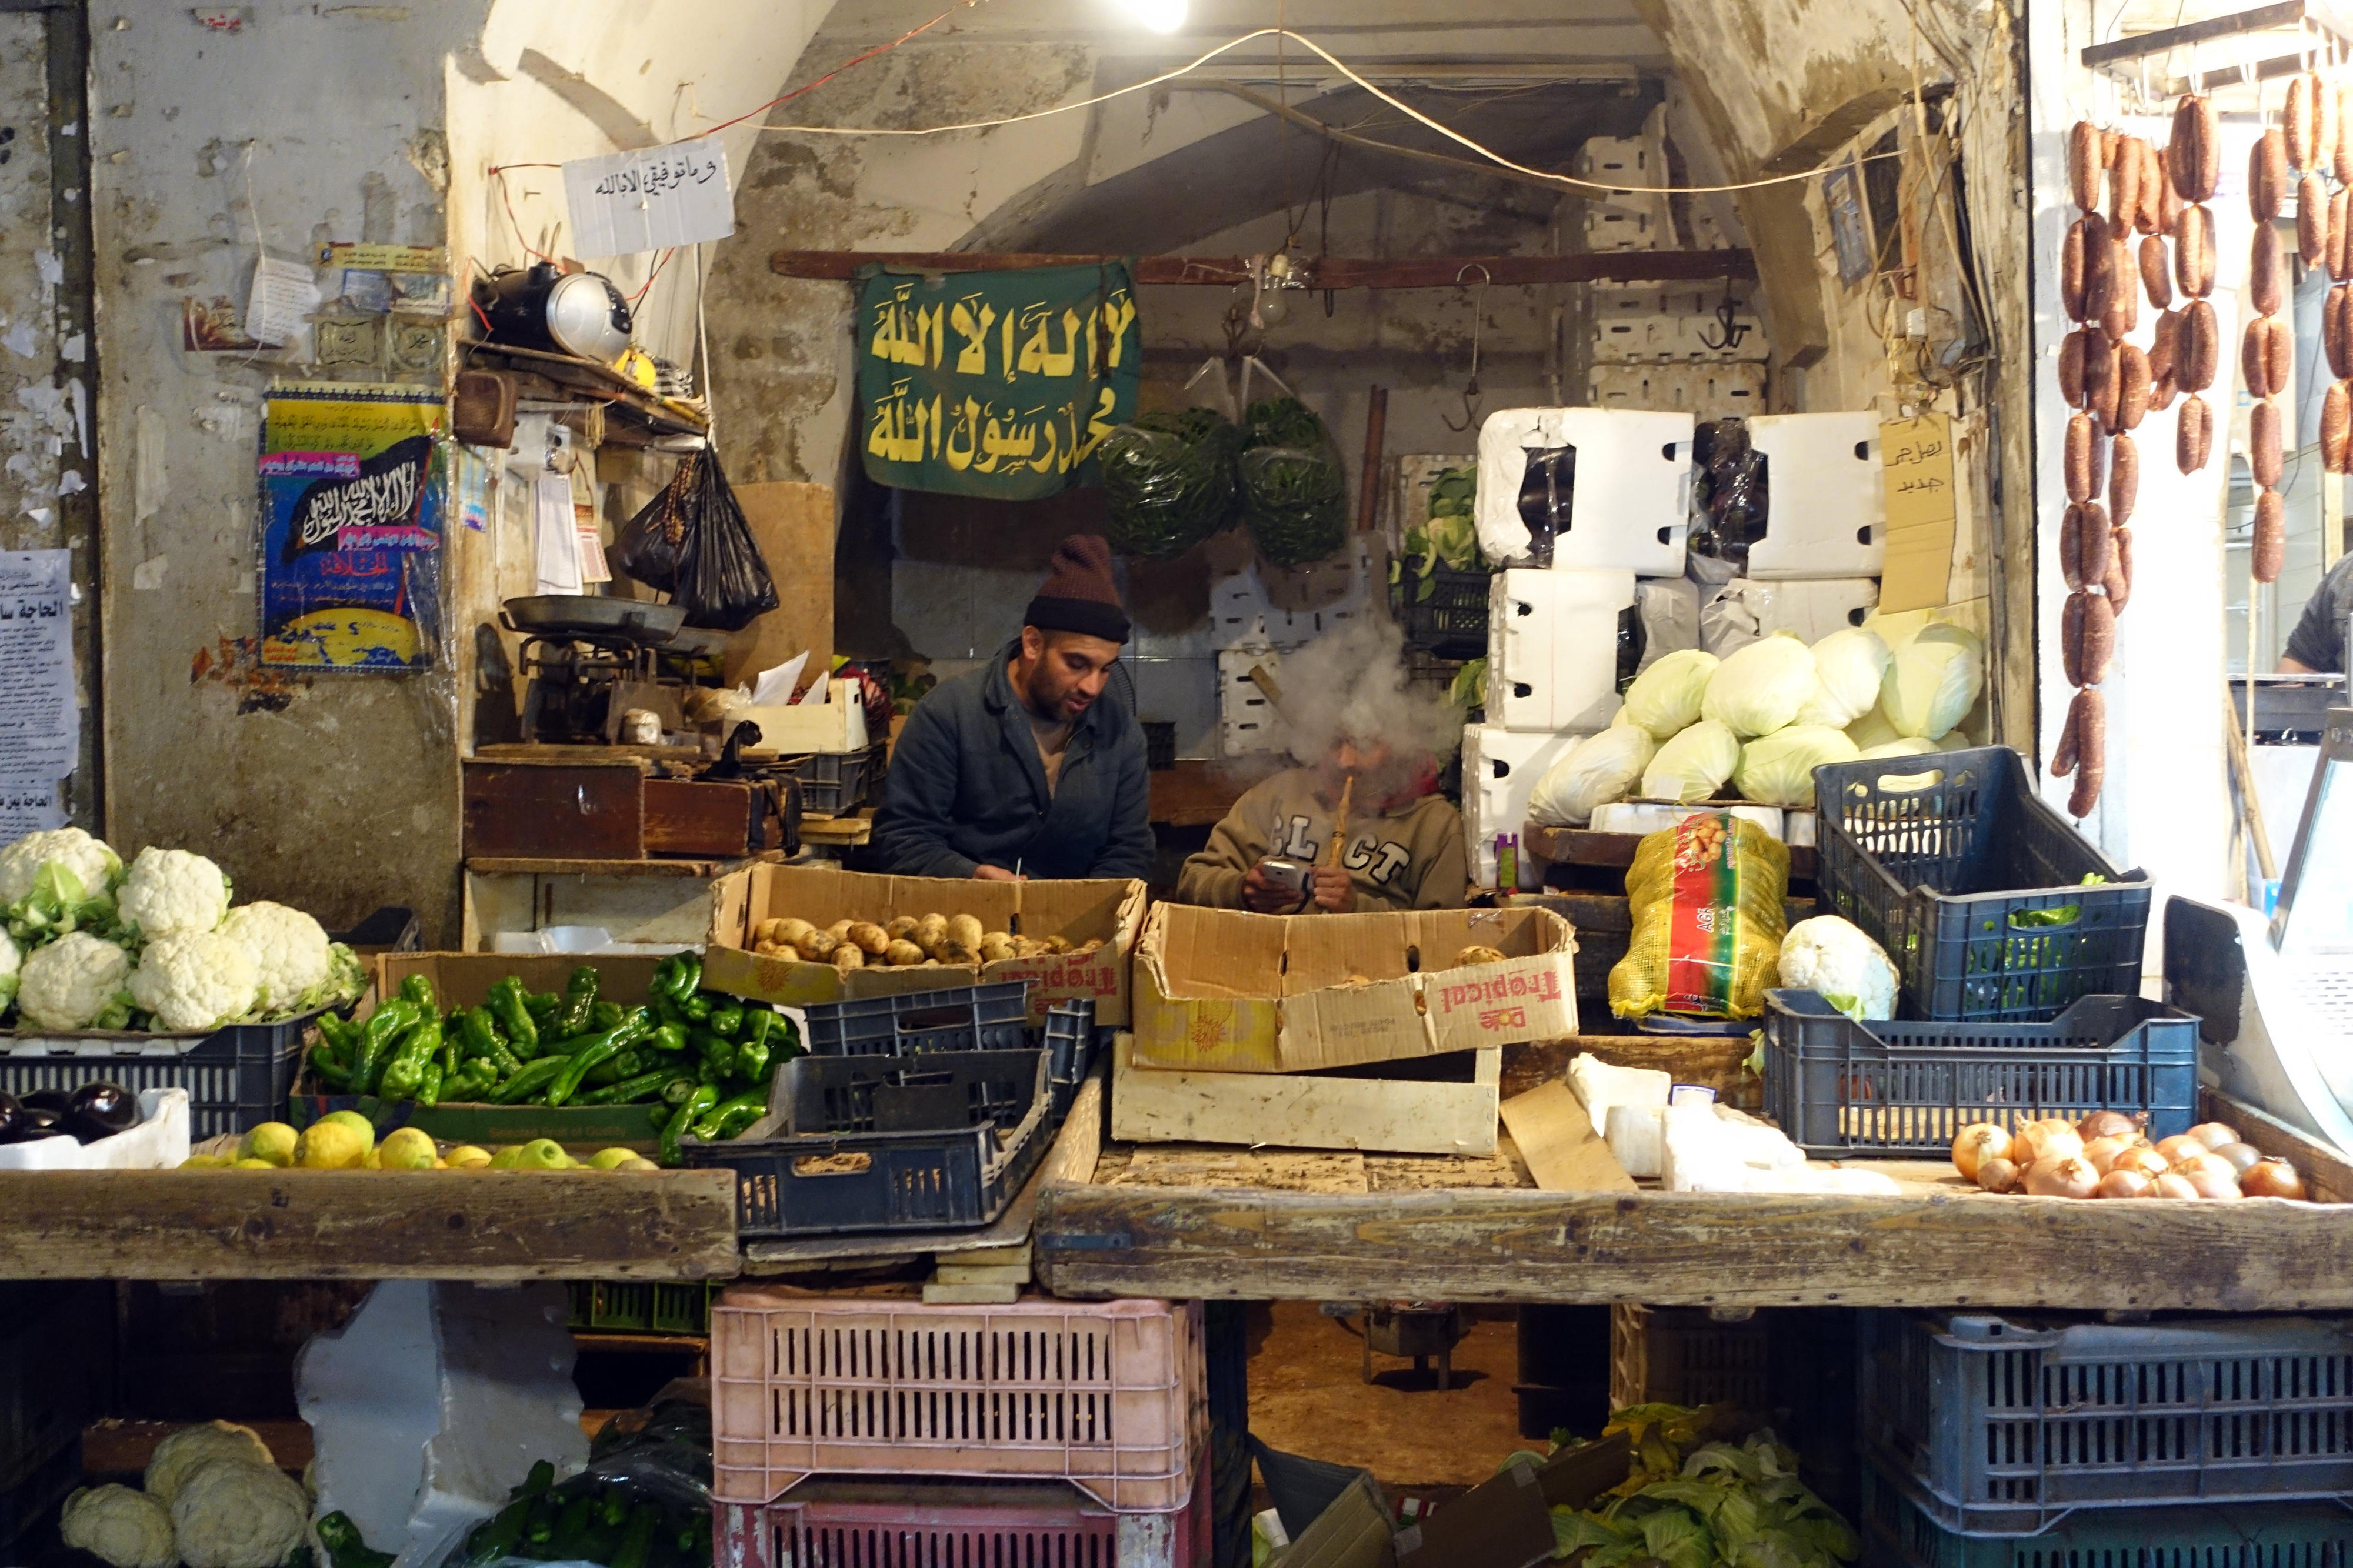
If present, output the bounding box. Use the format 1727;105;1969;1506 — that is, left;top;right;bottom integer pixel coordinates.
58;1113;118;1145
19;1090;69;1116
0;1092;21;1143
68;1082;137;1133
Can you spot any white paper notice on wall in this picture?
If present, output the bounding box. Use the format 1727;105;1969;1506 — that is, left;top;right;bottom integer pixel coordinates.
245;255;322;349
534;475;583;595
562;137;735;259
0;550;76;799
0;782;62;838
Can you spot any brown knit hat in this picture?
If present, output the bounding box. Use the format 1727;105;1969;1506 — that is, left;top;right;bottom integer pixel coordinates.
1025;533;1130;643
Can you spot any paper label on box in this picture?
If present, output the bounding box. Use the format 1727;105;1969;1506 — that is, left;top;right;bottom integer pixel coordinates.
1425;955;1578;1052
988;952;1122;1023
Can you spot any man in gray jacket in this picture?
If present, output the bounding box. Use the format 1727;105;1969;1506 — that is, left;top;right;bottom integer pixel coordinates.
872;535;1154;882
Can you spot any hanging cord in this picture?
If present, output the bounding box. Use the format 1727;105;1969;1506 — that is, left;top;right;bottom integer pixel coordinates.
1441;264;1488;432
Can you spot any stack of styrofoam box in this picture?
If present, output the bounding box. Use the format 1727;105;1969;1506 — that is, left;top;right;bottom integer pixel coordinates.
1207;535;1381;758
1694;411;1883;634
1576;134;1672;255
1465;406;1697;889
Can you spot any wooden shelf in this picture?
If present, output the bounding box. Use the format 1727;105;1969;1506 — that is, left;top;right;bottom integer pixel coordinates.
466;852;784;879
1523;823;1817;881
0;1169;738;1282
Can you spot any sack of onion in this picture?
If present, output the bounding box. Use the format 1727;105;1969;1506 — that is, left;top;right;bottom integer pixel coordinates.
1951;1112;2304;1199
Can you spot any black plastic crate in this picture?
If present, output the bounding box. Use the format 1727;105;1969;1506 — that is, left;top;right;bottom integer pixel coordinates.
785;745;882;817
681;1050;1054;1238
1761;989;2198;1159
1391;555;1492;660
802;980;1032;1057
330;906;420;953
1142;720;1178;771
1041;997;1095;1115
1812;746;2152;1022
0;1011;326;1139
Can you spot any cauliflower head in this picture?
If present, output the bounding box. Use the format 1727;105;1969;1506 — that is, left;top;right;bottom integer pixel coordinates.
17;932;133;1031
1777;915;1899;1022
130;932;260;1033
219;902;331;1016
145;1421;275;1504
119;848;231;943
61;1484;177;1568
0;827;121;905
169;1456;309;1568
0;926;18;1010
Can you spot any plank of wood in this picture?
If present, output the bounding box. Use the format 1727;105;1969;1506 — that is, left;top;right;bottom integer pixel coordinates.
923;1281;1021;1304
738;1065;1104;1272
1525;825;1817;881
1035;1179;2353;1307
644;778;755;857
0;1170;739;1281
472;745;690;766
1109;1035;1499;1157
1502;1037;1760;1106
465;853;781;878
1148;758;1285;827
932;1263;1031;1285
2207;1087;2353;1204
769;251;1758;286
464;762;644;860
1101;1147;1371;1192
1498;1081;1637;1193
796;812;874;846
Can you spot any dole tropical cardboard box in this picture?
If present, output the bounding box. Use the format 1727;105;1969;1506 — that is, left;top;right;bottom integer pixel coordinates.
1131;902;1577;1073
704;863;1145;1024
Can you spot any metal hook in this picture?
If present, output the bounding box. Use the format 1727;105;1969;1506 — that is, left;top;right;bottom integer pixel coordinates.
1698;279;1751;352
1442;265;1491;432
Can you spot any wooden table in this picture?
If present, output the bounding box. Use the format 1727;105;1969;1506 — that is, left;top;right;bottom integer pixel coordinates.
1149;758;1284;827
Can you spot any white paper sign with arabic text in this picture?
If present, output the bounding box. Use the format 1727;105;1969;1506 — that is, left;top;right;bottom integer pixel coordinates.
562;137;735;259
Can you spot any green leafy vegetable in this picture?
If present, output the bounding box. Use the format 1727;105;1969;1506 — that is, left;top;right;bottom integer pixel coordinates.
1546;1410;1858;1568
1449;658;1488;712
1237;397;1347;566
1099;406;1241;560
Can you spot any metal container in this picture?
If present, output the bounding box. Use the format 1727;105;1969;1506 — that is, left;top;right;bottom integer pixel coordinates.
476;262;633;363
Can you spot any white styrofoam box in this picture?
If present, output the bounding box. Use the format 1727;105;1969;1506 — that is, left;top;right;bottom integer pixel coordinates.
1784;809;1817;848
1475;407;1695;575
1575;135;1657;185
1744;411;1885;579
1464;723;1587;889
1486;567;1632;732
1204;534;1381;650
1591;286;1667;323
0;1088;188;1170
1591;802;1785;838
299;1281;589;1568
1591;310;1768;366
1584;205;1659;252
1217;643;1292;757
1703;578;1880;651
1589;362;1767;419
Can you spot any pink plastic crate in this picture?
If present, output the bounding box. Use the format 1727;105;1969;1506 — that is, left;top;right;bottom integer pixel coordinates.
714;1456;1212;1568
712;1293;1204;1513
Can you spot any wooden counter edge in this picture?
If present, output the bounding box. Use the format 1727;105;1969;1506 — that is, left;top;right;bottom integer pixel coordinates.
0;1168;740;1282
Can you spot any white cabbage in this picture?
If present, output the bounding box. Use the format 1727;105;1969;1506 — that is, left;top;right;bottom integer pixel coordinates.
1639;720;1742;804
1527;725;1658;826
1620;649;1719;739
1700;632;1821;738
1796;626;1893;728
1734;725;1861;808
1880;623;1985;739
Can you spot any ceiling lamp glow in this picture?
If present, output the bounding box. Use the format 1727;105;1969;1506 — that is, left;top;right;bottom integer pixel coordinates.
1112;0;1187;32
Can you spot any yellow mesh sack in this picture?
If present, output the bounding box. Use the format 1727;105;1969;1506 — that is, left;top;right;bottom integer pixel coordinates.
1607;812;1791;1020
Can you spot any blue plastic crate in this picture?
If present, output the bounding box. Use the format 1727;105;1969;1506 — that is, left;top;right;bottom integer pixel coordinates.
0;1010;328;1139
1861;1310;2353;1535
1761;990;2198;1159
801;980;1031;1057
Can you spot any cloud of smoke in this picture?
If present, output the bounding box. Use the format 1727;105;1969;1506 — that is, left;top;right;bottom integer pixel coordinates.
1269;615;1461;765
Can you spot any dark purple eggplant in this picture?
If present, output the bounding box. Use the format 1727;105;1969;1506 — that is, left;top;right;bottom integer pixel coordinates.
0;1092;21;1143
68;1082;136;1133
19;1090;69;1116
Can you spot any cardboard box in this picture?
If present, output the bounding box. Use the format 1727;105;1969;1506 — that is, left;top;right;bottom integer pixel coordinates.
1131;903;1576;1074
704;863;1145;1026
1111;1035;1499;1156
738;679;869;754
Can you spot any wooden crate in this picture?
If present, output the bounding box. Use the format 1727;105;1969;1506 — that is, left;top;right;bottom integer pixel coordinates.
1109;1033;1499;1157
463;759;642;860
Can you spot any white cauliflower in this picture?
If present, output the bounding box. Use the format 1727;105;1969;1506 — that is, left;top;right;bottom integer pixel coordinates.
130;932;260;1033
17;932;134;1031
168;1456;309;1568
0;827;121;905
1777;915;1900;1022
219;902;331;1016
144;1420;276;1504
0;926;18;1010
118;848;231;943
60;1484;177;1568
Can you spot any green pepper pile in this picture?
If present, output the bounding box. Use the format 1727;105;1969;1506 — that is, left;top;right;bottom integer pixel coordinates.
305;955;796;1165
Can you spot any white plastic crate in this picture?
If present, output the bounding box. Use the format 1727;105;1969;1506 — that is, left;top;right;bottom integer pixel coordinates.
1705;578;1879;649
1744;412;1885;579
1215;644;1291;758
1203;536;1382;651
1589;362;1766;419
1474;407;1694;574
1485;568;1631;733
1464;724;1587;889
1582;205;1659;252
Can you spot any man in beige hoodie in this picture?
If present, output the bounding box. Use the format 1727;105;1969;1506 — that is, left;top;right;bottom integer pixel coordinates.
1177;735;1469;913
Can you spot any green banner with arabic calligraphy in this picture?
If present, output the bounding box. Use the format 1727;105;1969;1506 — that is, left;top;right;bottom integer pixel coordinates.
856;262;1141;499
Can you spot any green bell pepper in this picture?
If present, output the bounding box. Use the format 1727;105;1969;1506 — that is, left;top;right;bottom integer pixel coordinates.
415;1060;446;1109
353;998;421;1095
378;1016;444;1100
397;973;438;1012
544;1010;655;1106
486;978;540;1060
661;1075;703;1106
591;1000;626;1033
315;1012;360;1054
682;992;714;1023
524;989;561;1023
553;965;601;1039
695;1030;735;1080
647;1022;689;1055
490;1055;569;1105
707;1003;744;1039
732;1035;771;1087
661;1084;719;1164
694;1089;768;1141
316;1512;395;1568
658;952;702;1003
309;1040;356;1092
446;1059;498;1102
457;1006;522;1073
578;1067;674;1106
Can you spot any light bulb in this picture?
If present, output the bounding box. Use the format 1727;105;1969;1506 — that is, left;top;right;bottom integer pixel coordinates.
1112;0;1187;32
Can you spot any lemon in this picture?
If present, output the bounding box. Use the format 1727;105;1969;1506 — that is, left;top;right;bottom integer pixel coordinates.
377;1127;438;1171
319;1110;376;1155
586;1148;639;1170
362;1146;382;1170
486;1146;524;1170
615;1157;661;1173
233;1157;278;1170
239;1122;298;1168
445;1145;493;1169
178;1155;224;1170
294;1122;367;1171
513;1139;570;1171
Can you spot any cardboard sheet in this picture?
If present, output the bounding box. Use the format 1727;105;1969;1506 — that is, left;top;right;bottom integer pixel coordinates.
1498;1080;1637;1193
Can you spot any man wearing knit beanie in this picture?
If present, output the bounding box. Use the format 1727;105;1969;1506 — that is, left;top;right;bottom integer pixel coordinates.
873;535;1154;882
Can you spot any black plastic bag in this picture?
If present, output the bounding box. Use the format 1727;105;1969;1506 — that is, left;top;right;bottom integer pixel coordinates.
616;449;780;630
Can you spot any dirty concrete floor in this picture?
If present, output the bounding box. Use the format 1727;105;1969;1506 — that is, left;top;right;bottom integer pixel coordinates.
1245;1302;1528;1491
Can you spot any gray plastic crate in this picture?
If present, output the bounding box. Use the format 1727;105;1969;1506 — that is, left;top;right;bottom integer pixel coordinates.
1861;1310;2353;1534
801;980;1032;1057
0;1011;328;1139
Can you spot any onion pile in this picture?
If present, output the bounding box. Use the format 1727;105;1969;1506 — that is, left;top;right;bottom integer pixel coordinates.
1948;1113;2305;1200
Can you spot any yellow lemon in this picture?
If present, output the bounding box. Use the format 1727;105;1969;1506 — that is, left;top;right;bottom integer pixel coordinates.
319;1110;376;1155
233;1157;278;1170
178;1155;224;1170
486;1145;524;1169
239;1122;298;1167
586;1148;638;1170
294;1122;367;1171
514;1139;569;1170
377;1127;438;1171
445;1145;493;1169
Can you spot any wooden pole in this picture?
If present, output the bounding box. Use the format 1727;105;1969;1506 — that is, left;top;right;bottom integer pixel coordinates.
769;249;1757;286
1358;386;1388;533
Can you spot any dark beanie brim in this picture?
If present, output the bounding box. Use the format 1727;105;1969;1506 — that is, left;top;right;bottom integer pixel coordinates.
1026;595;1131;643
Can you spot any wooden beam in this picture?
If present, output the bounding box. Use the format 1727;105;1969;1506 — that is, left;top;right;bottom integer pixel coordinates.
1035;1178;2353;1307
0;1170;740;1281
770;249;1757;287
